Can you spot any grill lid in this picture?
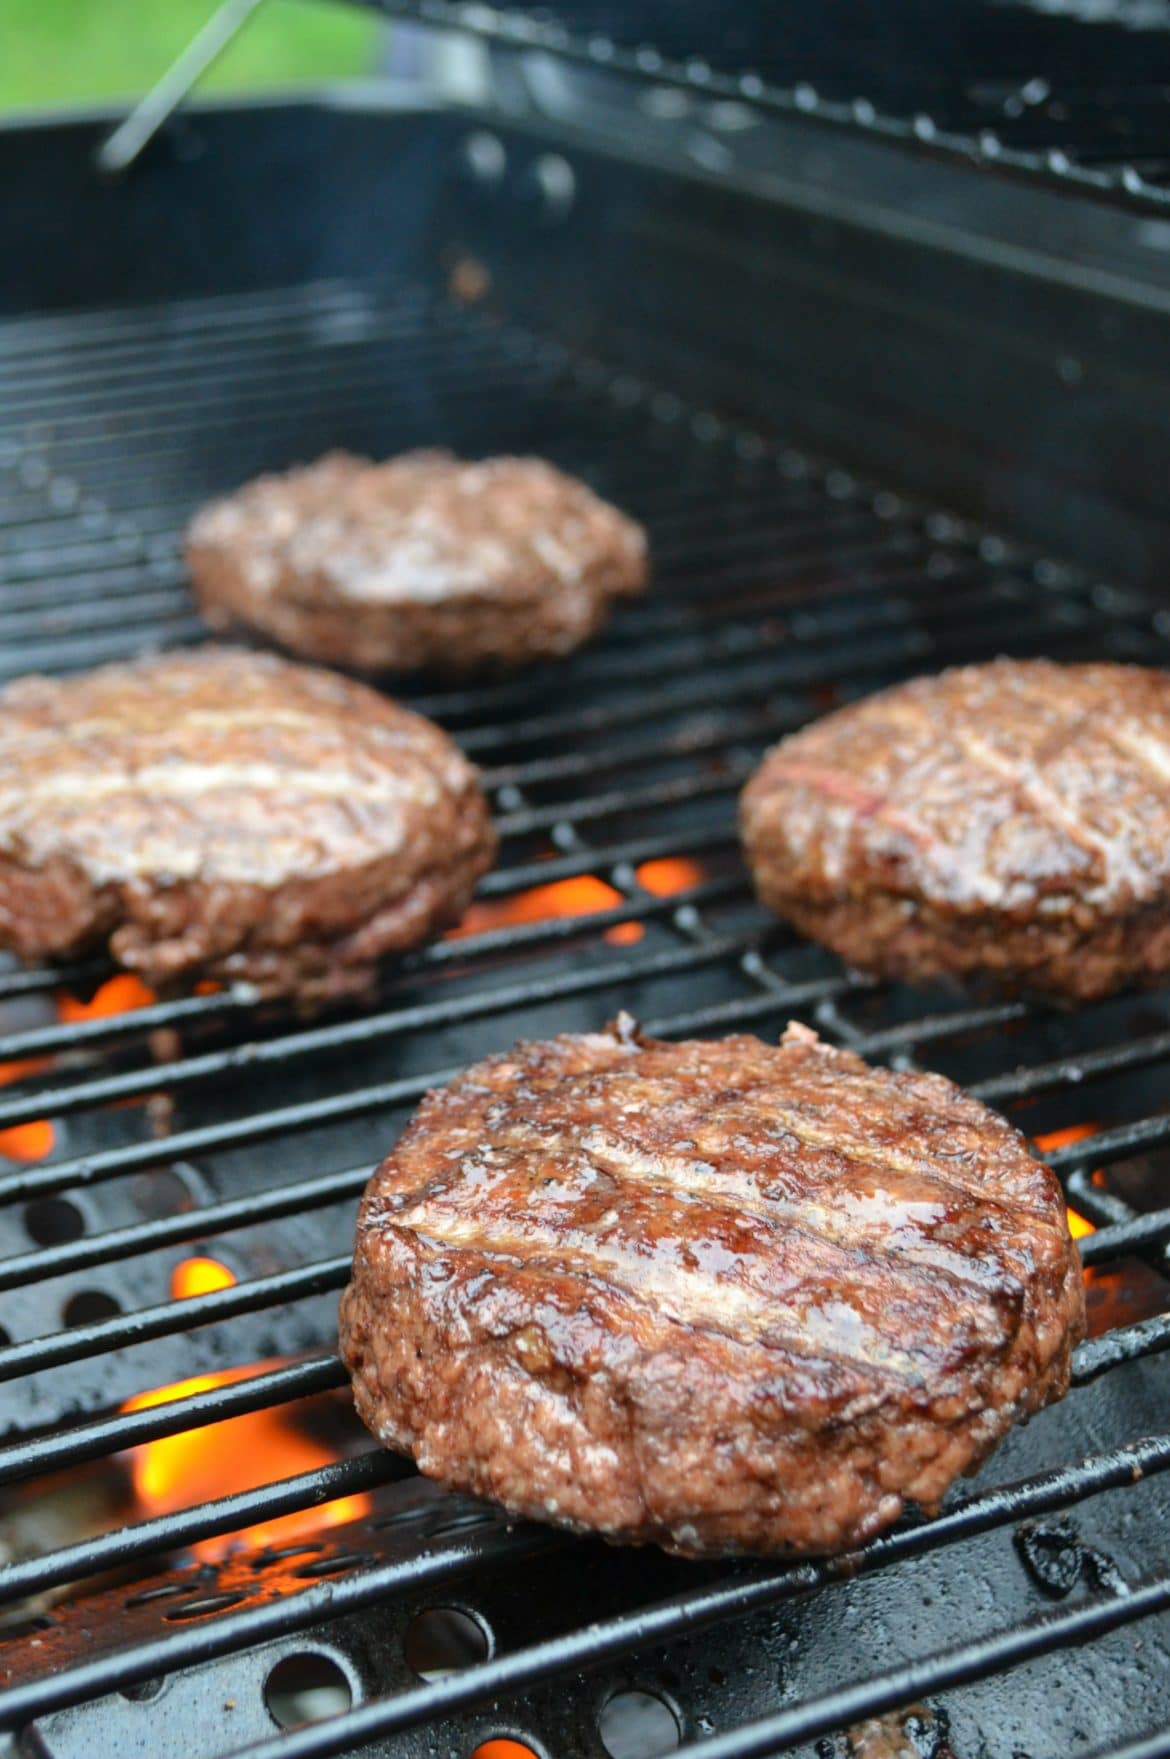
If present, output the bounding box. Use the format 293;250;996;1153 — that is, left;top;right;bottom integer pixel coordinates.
371;0;1170;211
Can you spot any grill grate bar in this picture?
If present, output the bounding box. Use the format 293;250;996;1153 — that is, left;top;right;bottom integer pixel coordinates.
8;1425;1170;1739
0;1357;346;1487
1045;1111;1170;1175
0;984;253;1063
0;1164;371;1293
0;876;746;1076
0;932;762;1148
453;608;1137;762
0;1257;352;1383
1071;1313;1170;1383
0;280;410;355
1079;1209;1170;1267
0;1448;411;1608
970;1027;1170;1107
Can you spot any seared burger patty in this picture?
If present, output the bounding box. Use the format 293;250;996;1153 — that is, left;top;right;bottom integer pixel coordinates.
741;659;1170;1002
0;647;495;1004
340;1018;1083;1557
186;450;648;672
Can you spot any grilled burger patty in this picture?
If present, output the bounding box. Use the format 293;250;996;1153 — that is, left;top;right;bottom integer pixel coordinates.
340;1018;1083;1557
0;647;495;1003
741;659;1170;1002
186;450;648;672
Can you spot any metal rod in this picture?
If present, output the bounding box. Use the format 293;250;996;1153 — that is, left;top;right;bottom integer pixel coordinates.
95;0;269;177
0;1357;345;1486
0;1449;411;1606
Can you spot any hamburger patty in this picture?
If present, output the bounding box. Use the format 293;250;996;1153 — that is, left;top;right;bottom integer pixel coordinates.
186;450;648;672
340;1018;1083;1557
741;659;1170;1002
0;647;495;1003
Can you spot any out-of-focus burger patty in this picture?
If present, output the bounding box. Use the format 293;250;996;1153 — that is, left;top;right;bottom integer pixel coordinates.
0;646;495;1004
186;450;648;672
741;658;1170;1002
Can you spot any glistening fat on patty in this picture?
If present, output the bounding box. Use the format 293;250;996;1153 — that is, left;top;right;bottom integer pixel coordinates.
339;1017;1084;1558
741;658;1170;1002
0;646;496;1005
186;451;648;673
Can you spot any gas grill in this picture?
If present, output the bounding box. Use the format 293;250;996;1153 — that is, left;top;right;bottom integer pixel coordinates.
5;7;1170;1756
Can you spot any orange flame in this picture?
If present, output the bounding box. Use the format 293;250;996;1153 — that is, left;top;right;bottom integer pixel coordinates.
0;1056;54;1163
123;1257;369;1560
1033;1123;1100;1241
57;973;158;1024
635;857;704;896
472;1745;541;1759
452;858;704;947
0;976;164;1162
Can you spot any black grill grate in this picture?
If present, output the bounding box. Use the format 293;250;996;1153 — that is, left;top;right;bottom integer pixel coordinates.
370;0;1170;212
3;274;1170;1757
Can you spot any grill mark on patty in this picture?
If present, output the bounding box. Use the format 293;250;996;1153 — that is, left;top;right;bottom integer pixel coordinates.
753;759;934;848
575;1128;1024;1294
396;1208;930;1380
0;707;338;750
0;759;437;815
464;1046;1045;1220
956;731;1111;875
396;1165;1013;1368
719;1096;1000;1196
1108;721;1170;788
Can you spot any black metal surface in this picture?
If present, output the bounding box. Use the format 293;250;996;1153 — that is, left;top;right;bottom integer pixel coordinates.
2;102;1170;1759
371;0;1170;212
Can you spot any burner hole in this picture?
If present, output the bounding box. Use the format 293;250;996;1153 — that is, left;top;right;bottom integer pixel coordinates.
62;1288;121;1327
428;1509;497;1538
265;1652;353;1730
470;1743;543;1759
164;1590;248;1620
598;1690;681;1759
252;1544;323;1567
25;1197;84;1246
371;1504;432;1530
125;1583;188;1606
404;1607;492;1681
294;1552;373;1579
120;1676;165;1702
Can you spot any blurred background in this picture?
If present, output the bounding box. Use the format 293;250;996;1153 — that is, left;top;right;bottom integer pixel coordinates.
1;0;382;112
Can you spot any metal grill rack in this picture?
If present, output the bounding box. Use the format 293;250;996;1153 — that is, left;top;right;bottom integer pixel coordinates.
4;273;1170;1758
371;0;1170;213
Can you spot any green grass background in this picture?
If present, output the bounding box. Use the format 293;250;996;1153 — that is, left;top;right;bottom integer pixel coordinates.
1;0;380;113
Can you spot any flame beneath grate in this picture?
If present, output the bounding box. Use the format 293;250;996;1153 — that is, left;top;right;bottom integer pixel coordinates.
122;1257;369;1561
0;1055;54;1163
451;857;704;945
1034;1123;1099;1240
0;975;165;1163
57;973;158;1023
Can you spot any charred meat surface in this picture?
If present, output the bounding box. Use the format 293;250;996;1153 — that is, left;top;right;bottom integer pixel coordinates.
0;646;496;1004
741;659;1170;1002
186;450;648;672
340;1018;1084;1557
